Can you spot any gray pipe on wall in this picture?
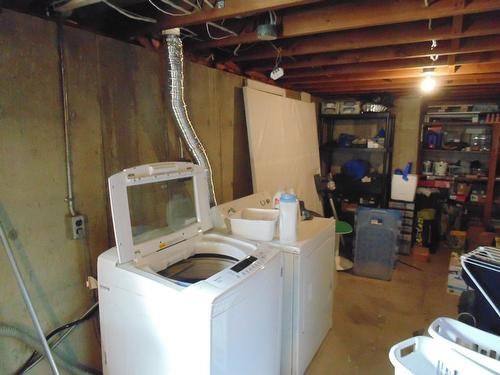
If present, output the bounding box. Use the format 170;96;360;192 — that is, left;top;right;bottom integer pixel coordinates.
163;29;217;207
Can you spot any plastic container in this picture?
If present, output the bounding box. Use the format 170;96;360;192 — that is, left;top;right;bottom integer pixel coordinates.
353;208;401;281
279;194;298;244
389;336;495;375
391;174;418;202
229;208;279;241
428;317;500;373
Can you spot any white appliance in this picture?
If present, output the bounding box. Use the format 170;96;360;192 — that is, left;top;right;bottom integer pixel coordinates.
98;162;283;375
215;192;336;375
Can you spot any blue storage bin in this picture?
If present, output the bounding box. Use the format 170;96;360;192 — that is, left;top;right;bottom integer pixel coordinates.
353;207;401;281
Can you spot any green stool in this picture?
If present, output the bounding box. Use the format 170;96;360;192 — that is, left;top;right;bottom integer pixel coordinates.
335;221;353;271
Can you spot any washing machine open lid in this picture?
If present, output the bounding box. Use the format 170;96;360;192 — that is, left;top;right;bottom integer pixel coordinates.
108;162;213;264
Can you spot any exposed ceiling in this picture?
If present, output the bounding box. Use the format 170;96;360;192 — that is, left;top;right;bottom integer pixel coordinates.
5;0;500;98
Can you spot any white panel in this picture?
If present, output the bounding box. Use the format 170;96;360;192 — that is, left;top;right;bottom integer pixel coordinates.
243;87;322;214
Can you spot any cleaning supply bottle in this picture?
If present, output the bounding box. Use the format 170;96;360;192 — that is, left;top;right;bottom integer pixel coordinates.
273;189;285;209
279;193;298;243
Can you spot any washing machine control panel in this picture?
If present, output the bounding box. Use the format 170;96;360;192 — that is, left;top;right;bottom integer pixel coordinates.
205;248;273;289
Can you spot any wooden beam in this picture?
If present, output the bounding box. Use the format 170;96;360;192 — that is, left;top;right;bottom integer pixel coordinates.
194;0;500;49
137;0;320;36
278;52;500;79
303;75;500;93
448;12;465;71
232;12;500;62
285;62;500;84
248;34;500;71
293;71;500;88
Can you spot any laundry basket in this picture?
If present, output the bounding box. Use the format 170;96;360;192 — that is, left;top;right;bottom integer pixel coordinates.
428;317;500;373
389;336;495;375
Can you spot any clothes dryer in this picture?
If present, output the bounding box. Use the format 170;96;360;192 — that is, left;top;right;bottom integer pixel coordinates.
215;192;335;375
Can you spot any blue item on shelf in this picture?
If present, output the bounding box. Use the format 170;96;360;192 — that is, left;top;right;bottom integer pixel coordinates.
353;207;402;281
342;159;370;180
394;162;413;181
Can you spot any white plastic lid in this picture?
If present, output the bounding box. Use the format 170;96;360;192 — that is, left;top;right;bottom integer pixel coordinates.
108;162;213;264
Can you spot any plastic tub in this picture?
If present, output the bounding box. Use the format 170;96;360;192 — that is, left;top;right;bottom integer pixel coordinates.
391;174;418;202
389;336;495;375
428;317;500;373
229;208;279;241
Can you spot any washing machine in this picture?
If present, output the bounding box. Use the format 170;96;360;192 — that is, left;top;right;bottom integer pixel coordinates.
98;162;283;375
214;192;336;375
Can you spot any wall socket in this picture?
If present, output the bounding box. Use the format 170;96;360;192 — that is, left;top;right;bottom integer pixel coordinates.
68;215;86;240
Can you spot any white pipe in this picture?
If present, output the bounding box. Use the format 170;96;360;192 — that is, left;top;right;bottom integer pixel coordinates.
0;219;60;375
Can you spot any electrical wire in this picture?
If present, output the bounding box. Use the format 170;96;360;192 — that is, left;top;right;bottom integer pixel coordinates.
205;22;237;40
14;302;99;375
148;0;188;16
158;0;191;14
102;0;157;23
1;325;98;375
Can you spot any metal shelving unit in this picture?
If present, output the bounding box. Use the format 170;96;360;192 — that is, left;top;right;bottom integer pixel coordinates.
318;112;395;208
417;118;500;223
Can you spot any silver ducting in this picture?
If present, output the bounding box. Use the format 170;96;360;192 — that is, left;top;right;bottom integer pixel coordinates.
163;30;217;207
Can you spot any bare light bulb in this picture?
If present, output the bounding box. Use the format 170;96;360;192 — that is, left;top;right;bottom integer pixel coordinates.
420;75;436;93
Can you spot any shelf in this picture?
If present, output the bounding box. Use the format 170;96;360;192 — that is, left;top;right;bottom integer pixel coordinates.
420;175;490;182
465;201;486;207
423;122;494;127
320;113;390;120
321;145;387;153
422;149;490;155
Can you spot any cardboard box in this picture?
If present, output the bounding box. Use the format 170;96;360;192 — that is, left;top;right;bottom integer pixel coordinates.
412;246;430;262
448;230;466;253
321;101;339;114
447;251;468;295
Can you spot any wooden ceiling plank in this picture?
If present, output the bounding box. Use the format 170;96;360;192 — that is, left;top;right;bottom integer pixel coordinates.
249;34;500;71
233;12;500;62
307;78;500;94
284;63;500;84
448;12;465;72
278;52;500;79
140;0;320;35
293;72;500;89
193;0;500;49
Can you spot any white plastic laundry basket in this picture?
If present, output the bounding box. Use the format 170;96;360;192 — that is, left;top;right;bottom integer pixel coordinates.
428;317;500;373
391;174;418;202
389;336;495;375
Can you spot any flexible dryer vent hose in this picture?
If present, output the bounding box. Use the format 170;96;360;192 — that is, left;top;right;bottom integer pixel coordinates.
0;324;98;375
163;30;217;207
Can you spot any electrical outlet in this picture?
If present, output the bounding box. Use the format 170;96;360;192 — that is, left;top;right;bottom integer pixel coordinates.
69;215;86;240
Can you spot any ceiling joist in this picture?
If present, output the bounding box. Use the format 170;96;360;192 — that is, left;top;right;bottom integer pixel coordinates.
232;12;500;62
140;0;320;35
193;0;500;49
249;35;500;72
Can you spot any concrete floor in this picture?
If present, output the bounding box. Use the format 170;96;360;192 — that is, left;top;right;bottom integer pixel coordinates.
307;248;459;374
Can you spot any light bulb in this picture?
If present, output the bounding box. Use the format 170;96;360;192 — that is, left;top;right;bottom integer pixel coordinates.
420;75;436;93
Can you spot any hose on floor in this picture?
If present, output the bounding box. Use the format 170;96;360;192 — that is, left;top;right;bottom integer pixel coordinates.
0;324;99;375
15;302;99;374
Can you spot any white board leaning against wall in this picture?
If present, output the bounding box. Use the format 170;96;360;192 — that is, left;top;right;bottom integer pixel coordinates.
243;84;322;214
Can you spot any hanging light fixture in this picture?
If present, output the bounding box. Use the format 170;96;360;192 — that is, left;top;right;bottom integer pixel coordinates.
420;68;437;93
420;39;439;93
